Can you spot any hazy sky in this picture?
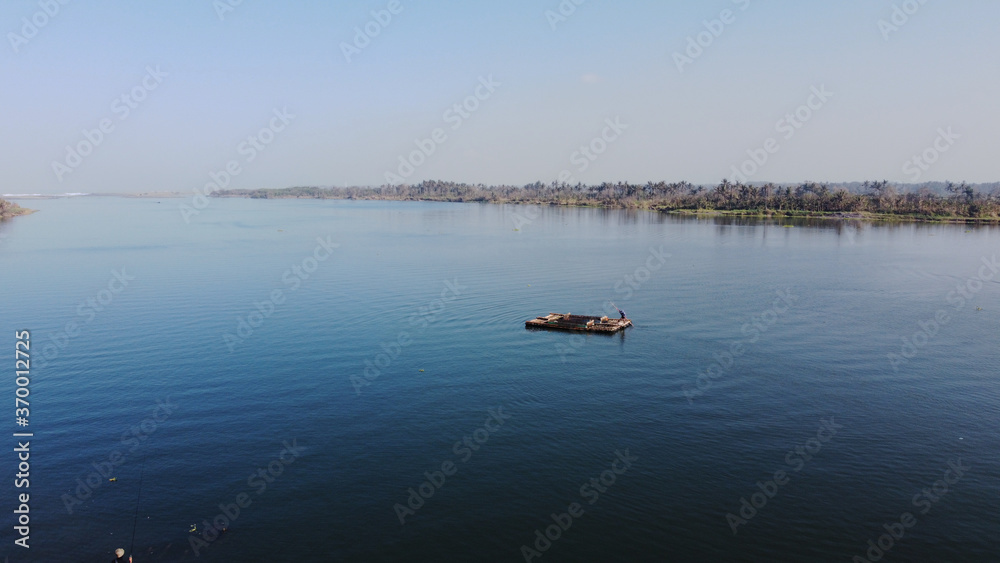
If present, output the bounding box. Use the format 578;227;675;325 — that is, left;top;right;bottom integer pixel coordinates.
3;0;998;194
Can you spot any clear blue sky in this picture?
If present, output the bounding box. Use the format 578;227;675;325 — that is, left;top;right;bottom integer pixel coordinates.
3;0;998;194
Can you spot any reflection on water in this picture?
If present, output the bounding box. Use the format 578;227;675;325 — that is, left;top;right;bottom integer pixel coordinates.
0;197;998;562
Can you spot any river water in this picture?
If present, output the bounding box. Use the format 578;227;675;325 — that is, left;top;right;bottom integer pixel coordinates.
1;197;997;562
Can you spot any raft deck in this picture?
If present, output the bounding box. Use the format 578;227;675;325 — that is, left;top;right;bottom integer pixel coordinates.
525;313;632;333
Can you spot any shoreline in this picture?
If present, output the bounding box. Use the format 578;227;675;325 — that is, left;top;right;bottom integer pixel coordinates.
209;192;1000;225
658;208;1000;224
4;190;998;225
0;198;37;219
0;207;38;219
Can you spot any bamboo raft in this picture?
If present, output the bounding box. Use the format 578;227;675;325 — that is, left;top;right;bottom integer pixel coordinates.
525;313;632;333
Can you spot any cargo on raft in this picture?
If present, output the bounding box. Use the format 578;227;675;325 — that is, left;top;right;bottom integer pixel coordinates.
525;313;632;333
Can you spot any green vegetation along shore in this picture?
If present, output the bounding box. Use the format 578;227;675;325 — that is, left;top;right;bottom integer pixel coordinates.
214;180;1000;223
0;198;34;219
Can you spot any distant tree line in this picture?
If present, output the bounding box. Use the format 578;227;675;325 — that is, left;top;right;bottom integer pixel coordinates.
214;180;1000;220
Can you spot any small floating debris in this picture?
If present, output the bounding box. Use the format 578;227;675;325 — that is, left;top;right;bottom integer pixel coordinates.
108;477;117;482
189;524;197;533
526;313;632;333
419;369;424;372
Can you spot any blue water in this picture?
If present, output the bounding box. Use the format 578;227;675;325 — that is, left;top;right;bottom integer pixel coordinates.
1;197;998;562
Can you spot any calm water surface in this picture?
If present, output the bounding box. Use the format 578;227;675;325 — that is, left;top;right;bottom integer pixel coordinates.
1;197;998;562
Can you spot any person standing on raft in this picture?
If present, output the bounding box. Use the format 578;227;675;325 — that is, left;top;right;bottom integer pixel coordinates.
609;301;627;320
113;547;132;563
